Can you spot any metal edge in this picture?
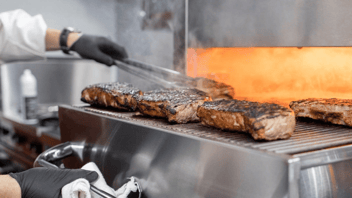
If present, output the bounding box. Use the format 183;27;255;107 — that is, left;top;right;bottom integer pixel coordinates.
288;157;301;198
173;0;187;74
294;144;352;169
1;57;83;66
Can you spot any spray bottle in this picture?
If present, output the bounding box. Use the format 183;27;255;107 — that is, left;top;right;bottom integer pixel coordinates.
20;69;38;124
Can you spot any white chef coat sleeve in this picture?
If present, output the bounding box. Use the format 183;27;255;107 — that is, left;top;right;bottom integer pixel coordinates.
0;9;47;62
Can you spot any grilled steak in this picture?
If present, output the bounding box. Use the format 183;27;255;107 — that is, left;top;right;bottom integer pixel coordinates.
197;100;296;140
138;88;211;123
81;82;142;111
289;98;352;126
188;77;235;100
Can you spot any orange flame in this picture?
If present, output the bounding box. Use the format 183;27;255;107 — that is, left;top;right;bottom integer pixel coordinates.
187;47;352;106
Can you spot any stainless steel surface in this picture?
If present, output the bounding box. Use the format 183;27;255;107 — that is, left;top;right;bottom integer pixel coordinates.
295;144;352;169
33;142;77;168
60;105;292;198
59;105;352;198
294;145;352;197
188;0;352;47
112;1;352;197
288;158;301;198
298;159;352;198
1;58;117;121
116;0;352;88
173;0;187;74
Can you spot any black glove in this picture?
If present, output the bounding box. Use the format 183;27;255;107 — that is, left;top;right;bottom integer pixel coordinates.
70;34;128;66
9;167;98;198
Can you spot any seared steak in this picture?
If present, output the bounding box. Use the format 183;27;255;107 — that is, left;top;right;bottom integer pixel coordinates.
138;88;211;123
289;98;352;126
81;82;142;111
188;77;235;100
197;100;296;140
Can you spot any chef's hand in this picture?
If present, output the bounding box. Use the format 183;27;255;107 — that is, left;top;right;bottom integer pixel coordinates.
70;34;128;66
9;167;98;198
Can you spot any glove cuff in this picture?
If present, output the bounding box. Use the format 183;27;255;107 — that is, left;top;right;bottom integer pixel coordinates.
60;27;81;54
9;172;20;182
9;172;24;196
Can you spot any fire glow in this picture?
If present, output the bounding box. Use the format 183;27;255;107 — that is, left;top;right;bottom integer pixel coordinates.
187;47;352;105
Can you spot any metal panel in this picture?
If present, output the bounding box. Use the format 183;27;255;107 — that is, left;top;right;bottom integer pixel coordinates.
299;160;352;198
59;105;352;197
188;0;352;47
59;105;290;198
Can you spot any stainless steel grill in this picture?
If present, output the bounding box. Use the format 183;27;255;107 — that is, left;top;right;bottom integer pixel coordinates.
59;105;352;198
81;106;352;155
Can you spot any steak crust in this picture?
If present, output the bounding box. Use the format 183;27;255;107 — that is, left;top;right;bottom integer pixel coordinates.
188;77;235;100
197;100;296;140
138;88;211;123
289;98;352;126
81;82;142;111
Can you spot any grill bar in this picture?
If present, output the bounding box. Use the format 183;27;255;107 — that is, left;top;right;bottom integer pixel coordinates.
81;106;352;155
250;132;352;149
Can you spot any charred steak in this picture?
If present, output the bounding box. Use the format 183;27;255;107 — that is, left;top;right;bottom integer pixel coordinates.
81;82;142;111
197;100;296;140
289;98;352;126
188;77;235;100
138;88;211;123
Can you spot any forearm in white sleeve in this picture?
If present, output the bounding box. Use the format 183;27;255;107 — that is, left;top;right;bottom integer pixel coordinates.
0;9;47;62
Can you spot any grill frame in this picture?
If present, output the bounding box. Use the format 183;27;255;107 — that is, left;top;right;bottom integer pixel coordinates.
60;104;296;198
60;105;352;198
81;105;352;156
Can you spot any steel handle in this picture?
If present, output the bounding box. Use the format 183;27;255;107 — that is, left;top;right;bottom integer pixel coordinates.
116;58;195;88
33;141;84;168
34;142;142;198
33;142;117;198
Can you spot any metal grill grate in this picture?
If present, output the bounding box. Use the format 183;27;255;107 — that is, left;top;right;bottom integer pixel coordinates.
81;106;352;155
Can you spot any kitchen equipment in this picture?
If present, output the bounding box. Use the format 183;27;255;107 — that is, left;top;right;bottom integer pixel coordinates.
54;105;352;198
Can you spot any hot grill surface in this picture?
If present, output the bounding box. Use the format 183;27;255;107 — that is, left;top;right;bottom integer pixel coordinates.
80;106;352;155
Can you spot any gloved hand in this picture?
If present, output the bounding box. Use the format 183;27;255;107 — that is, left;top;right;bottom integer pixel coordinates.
70;34;128;66
9;167;98;198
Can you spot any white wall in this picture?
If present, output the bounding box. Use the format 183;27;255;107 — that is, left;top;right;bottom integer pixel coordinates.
0;0;117;36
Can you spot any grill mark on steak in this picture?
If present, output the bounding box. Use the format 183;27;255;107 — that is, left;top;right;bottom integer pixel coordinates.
202;99;291;118
290;98;352;126
138;88;211;123
81;82;142;111
197;100;295;141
